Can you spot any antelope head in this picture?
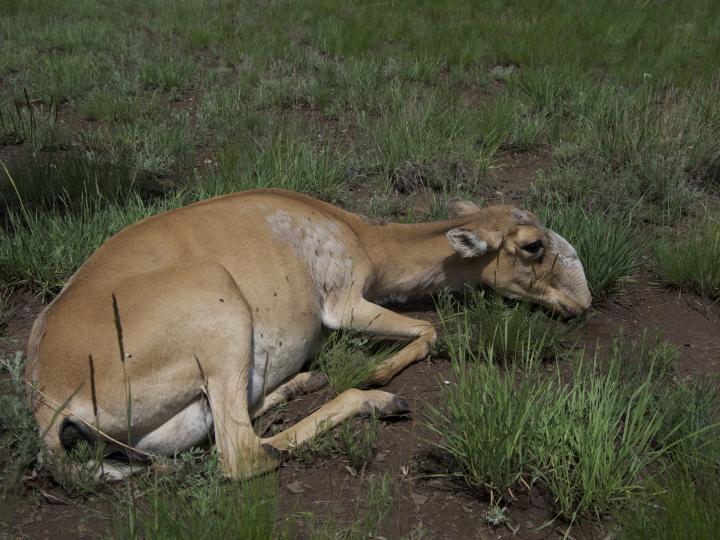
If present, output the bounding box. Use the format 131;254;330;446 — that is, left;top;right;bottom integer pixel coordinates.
446;200;592;318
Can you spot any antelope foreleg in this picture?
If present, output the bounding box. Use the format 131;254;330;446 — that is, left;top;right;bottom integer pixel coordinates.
333;298;438;386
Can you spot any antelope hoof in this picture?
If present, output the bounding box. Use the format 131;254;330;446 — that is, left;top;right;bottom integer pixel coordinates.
262;443;288;462
378;394;411;417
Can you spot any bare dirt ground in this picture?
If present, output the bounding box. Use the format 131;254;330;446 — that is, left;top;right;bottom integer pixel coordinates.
4;153;720;539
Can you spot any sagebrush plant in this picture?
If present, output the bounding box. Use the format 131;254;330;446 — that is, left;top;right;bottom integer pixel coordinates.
48;440;105;498
536;199;637;296
654;211;720;299
0;352;39;533
436;288;571;365
0;352;39;473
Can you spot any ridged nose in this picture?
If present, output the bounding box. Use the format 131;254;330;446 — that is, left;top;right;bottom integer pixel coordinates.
558;270;592;317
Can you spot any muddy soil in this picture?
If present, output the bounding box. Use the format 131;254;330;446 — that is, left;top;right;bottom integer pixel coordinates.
3;153;720;539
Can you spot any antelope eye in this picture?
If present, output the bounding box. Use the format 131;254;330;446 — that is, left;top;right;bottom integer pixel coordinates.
521;240;543;254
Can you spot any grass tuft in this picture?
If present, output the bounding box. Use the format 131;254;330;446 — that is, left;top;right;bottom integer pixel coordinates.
431;325;702;522
436;288;571;365
537;199;637;296
618;468;720;540
311;330;397;395
654;211;720;299
114;450;281;540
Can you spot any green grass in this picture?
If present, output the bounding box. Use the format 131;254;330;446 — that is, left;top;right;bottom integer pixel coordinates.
654;379;720;473
436;288;571;365
537;199;637;296
311;330;399;395
654;212;720;299
0;351;40;532
618;468;720;540
2;1;720;536
1;151;142;210
0;289;11;339
0;97;62;152
0;193;183;296
288;413;380;472
335;413;380;471
114;451;282;540
430;323;709;523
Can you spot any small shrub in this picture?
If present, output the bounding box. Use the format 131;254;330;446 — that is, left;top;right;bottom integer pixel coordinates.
654;212;720;299
48;440;105;497
0;352;39;473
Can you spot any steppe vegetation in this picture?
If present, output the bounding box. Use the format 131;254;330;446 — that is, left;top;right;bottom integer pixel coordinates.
2;0;720;538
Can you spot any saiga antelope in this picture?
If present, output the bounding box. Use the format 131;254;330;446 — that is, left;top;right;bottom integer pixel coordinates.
26;189;591;478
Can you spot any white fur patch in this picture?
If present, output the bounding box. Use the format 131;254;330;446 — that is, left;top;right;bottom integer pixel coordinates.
134;398;213;455
549;232;582;272
266;211;354;300
548;231;590;307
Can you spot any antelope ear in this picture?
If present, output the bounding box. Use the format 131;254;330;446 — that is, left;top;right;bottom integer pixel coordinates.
447;199;480;218
447;227;491;258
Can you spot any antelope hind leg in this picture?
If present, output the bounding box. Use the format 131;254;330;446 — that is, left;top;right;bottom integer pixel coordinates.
261;388;409;451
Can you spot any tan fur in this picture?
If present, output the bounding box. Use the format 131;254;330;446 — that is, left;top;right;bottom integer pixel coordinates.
26;189;591;479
